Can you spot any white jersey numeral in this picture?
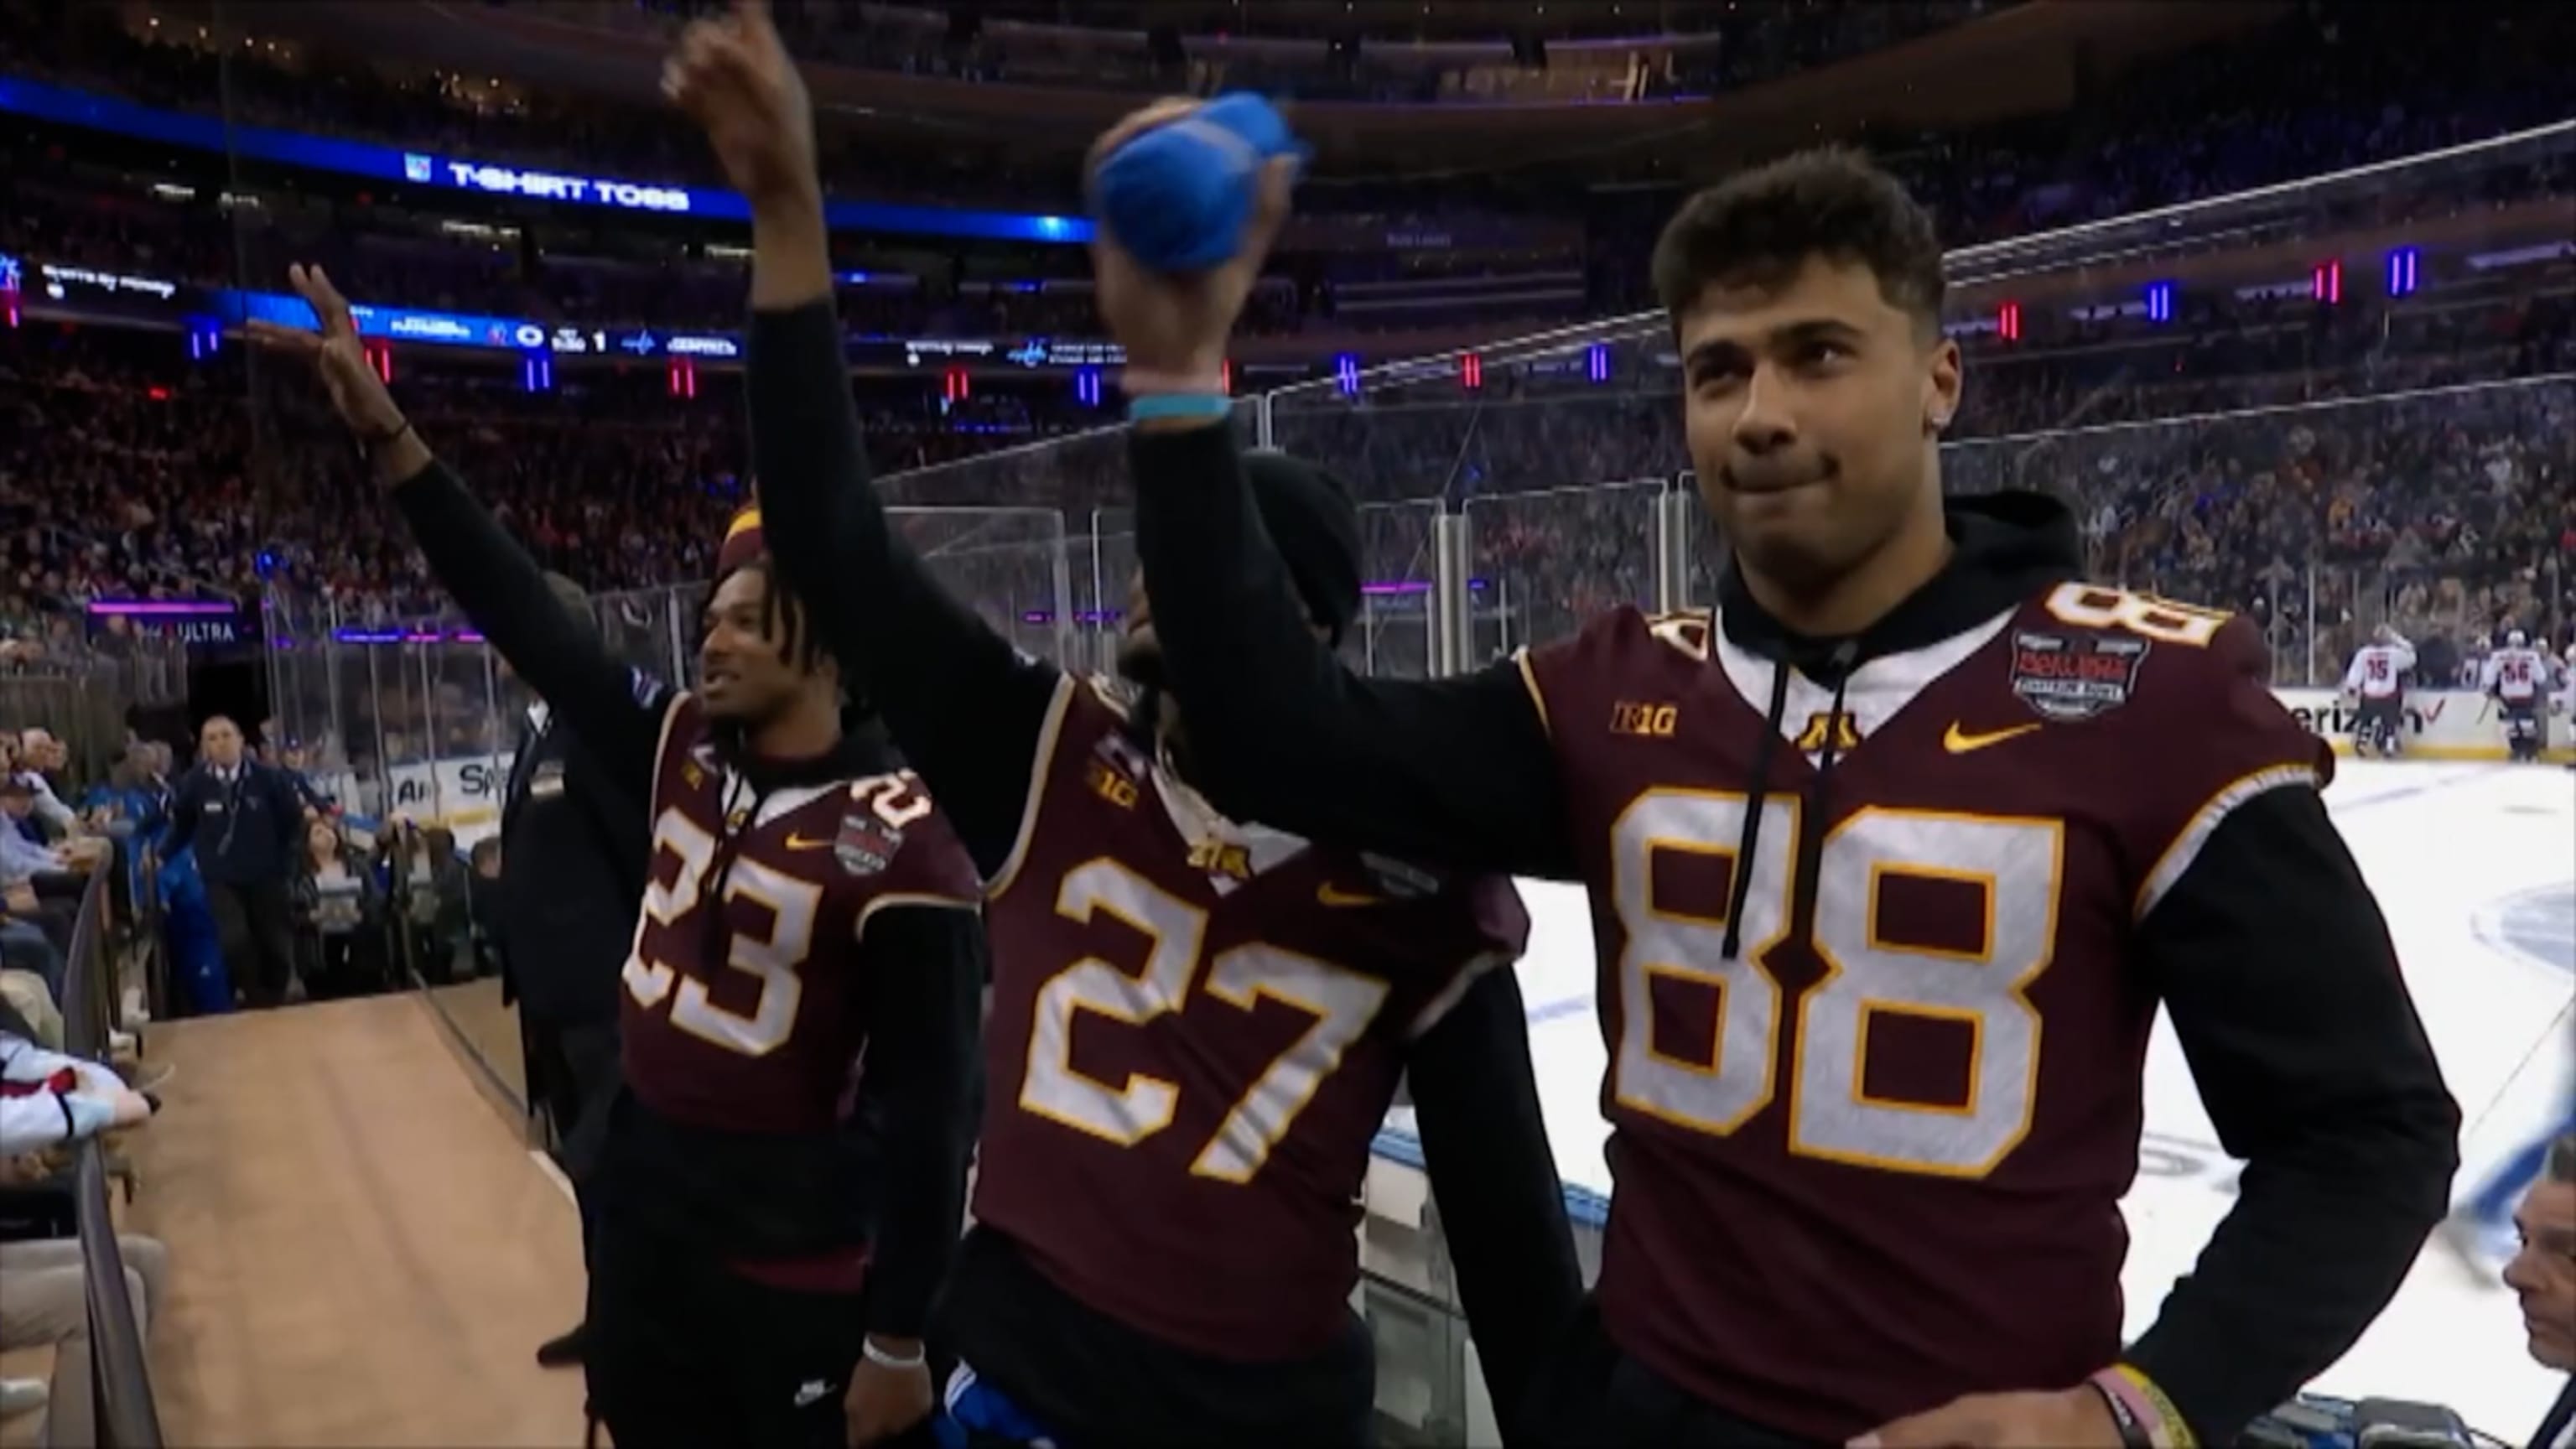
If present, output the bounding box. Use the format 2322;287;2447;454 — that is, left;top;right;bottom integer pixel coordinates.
1610;792;2062;1178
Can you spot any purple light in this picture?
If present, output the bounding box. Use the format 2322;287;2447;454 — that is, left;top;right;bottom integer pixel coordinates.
85;600;236;618
1360;579;1488;595
329;628;488;645
1024;581;1487;625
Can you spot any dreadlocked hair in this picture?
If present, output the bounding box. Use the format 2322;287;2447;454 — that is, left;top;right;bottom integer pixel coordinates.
691;553;851;968
700;556;834;678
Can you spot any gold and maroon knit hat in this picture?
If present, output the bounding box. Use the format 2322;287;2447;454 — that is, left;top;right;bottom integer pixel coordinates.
717;505;765;576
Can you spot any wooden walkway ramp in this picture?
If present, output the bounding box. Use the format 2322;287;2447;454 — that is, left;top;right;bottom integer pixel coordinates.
126;994;589;1446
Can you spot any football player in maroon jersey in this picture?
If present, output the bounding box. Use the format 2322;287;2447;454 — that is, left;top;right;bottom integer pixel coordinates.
250;265;983;1449
1096;104;2464;1449
665;7;1579;1446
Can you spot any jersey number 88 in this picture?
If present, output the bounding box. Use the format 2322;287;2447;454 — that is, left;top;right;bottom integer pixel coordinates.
1612;791;2065;1180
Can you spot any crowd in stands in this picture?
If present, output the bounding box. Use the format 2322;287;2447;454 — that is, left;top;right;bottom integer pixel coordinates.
3;0;2573;690
449;0;2006;106
12;259;2567;693
3;1;2569;347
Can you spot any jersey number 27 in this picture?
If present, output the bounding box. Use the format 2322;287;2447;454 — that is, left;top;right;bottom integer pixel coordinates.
1017;860;1392;1184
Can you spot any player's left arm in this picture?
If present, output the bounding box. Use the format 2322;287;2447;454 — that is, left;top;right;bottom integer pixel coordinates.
2120;622;2461;1446
1402;884;1583;1446
850;897;985;1347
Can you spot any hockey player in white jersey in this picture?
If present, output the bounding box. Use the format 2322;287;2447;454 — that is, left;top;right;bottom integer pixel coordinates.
2480;629;2553;763
2342;626;2414;757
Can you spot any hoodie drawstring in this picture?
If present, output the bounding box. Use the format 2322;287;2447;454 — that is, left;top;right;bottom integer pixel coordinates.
699;771;771;967
1720;640;1859;962
1721;662;1793;961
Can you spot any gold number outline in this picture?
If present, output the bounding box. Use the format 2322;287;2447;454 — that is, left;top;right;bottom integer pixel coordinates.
1019;857;1393;1183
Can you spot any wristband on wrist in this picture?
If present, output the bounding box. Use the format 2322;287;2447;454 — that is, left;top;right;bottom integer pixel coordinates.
861;1337;923;1369
2089;1374;2154;1449
356;418;413;458
1125;392;1233;423
2118;1365;2196;1449
2089;1365;2195;1449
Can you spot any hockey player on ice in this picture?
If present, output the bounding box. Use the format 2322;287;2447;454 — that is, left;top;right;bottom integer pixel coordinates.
2341;625;2413;758
2480;628;2553;764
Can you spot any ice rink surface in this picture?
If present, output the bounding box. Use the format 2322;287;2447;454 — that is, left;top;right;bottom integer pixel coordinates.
1499;759;2576;1436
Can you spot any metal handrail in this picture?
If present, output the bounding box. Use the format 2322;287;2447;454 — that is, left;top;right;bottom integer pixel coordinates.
61;859;165;1449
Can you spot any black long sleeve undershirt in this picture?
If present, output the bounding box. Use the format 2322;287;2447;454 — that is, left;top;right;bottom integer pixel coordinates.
1132;418;2460;1445
1405;967;1584;1446
2126;786;2459;1442
854;902;984;1339
1130;423;1575;880
746;303;1055;878
390;460;666;794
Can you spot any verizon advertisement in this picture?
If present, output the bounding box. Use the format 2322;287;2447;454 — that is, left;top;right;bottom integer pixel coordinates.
2270;688;2569;761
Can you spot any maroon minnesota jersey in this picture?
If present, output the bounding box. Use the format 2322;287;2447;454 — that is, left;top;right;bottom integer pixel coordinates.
618;693;980;1134
976;674;1530;1361
1519;582;2331;1439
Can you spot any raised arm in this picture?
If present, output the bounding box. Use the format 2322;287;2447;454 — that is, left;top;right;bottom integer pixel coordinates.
1131;427;1573;879
665;3;1055;876
1083;101;1572;880
247;266;668;792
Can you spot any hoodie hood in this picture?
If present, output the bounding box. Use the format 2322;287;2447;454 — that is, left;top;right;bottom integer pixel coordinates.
1702;488;2082;964
723;710;898;796
1714;489;2083;673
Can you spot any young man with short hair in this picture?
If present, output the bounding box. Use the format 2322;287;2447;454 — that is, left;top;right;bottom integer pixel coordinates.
1111;127;2464;1447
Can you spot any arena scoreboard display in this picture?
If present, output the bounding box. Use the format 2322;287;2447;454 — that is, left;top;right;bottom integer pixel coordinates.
9;252;1127;374
0;74;1092;246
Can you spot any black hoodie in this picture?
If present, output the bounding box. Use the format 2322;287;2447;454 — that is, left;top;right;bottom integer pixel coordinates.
1128;418;2458;1446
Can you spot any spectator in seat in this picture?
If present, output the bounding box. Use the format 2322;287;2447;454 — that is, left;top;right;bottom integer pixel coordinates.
11;731;79;840
0;964;62;1052
277;740;337;818
0;782;80;1001
162;715;305;1010
465;837;503;982
0;913;65;1012
2508;1133;2576;1449
0;1023;165;1447
290;816;385;1000
387;822;470;984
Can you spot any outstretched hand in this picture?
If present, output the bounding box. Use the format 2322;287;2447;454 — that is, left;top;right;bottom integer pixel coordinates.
1086;98;1297;387
663;0;820;211
243;263;407;440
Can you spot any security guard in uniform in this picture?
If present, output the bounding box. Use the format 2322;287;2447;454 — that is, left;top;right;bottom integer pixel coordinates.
497;574;652;1369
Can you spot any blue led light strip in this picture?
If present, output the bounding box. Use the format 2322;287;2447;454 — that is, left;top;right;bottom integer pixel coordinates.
0;75;1093;246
